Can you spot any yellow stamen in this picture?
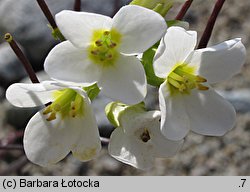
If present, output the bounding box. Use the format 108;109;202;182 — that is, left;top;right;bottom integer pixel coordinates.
197;84;209;91
46;112;56;121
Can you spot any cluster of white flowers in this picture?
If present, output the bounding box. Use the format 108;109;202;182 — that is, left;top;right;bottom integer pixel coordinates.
6;1;246;170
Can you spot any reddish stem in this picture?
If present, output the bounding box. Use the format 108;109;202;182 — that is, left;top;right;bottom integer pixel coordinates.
74;0;81;11
4;33;39;83
36;0;57;29
198;0;226;49
175;0;193;20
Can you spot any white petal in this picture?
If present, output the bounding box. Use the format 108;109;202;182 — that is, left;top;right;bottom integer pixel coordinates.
24;95;101;166
187;38;246;84
98;55;147;105
112;5;167;55
44;41;101;85
153;27;197;78
147;111;184;157
108;127;155;170
71;95;101;161
159;81;190;140
56;10;112;48
6;81;62;107
184;89;236;136
23;111;75;167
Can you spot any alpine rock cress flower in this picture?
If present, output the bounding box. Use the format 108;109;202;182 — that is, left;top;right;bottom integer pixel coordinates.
108;104;183;170
153;26;246;141
6;81;101;166
44;5;167;104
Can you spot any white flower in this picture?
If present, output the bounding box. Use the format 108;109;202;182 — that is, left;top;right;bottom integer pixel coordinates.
6;81;101;167
153;26;246;141
108;107;183;170
44;5;167;105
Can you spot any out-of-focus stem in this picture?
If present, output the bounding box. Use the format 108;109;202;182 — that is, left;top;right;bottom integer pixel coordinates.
198;0;226;49
74;0;81;11
4;33;39;83
175;0;193;20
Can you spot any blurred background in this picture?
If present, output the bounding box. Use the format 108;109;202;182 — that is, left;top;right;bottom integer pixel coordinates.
0;0;249;175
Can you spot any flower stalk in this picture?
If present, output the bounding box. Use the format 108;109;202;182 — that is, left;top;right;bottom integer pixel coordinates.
198;0;226;49
36;0;65;41
74;0;81;12
175;0;193;20
4;33;39;83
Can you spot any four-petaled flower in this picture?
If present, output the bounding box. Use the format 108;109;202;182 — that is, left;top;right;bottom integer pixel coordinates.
153;26;246;141
108;105;183;170
6;81;101;167
44;5;167;105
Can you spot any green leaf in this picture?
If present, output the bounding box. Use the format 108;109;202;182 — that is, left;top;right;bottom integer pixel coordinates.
83;83;100;101
141;44;165;87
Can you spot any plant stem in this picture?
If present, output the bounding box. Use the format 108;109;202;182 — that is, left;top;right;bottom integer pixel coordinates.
36;0;65;41
112;0;120;17
74;0;81;11
198;0;226;49
4;33;39;83
36;0;57;29
175;0;193;20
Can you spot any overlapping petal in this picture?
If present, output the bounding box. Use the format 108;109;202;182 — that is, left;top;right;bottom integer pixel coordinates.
186;38;246;84
108;127;155;170
6;81;62;107
184;89;236;136
44;41;101;85
159;81;190;140
98;55;147;105
112;5;167;55
56;10;112;48
153;26;197;78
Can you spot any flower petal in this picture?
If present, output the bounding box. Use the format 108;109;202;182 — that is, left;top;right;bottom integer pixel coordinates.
187;38;246;84
6;81;62;107
159;81;190;141
148;111;184;157
98;55;147;105
108;127;155;170
71;93;101;161
184;89;236;136
23;111;75;167
112;5;167;55
44;41;101;85
153;26;197;78
56;10;112;48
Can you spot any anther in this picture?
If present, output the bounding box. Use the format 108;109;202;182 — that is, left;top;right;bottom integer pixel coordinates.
95;40;103;47
103;31;110;36
91;50;99;55
43;106;52;115
106;53;113;59
196;75;207;83
197;84;209;91
46;112;56;121
109;42;117;48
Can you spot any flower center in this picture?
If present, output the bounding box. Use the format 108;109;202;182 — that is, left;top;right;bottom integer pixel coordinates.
140;129;151;143
43;89;84;121
167;64;209;95
88;29;122;67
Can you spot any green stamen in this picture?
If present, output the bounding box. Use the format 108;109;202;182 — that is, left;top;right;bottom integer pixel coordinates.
43;89;84;121
88;29;122;67
167;64;209;95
